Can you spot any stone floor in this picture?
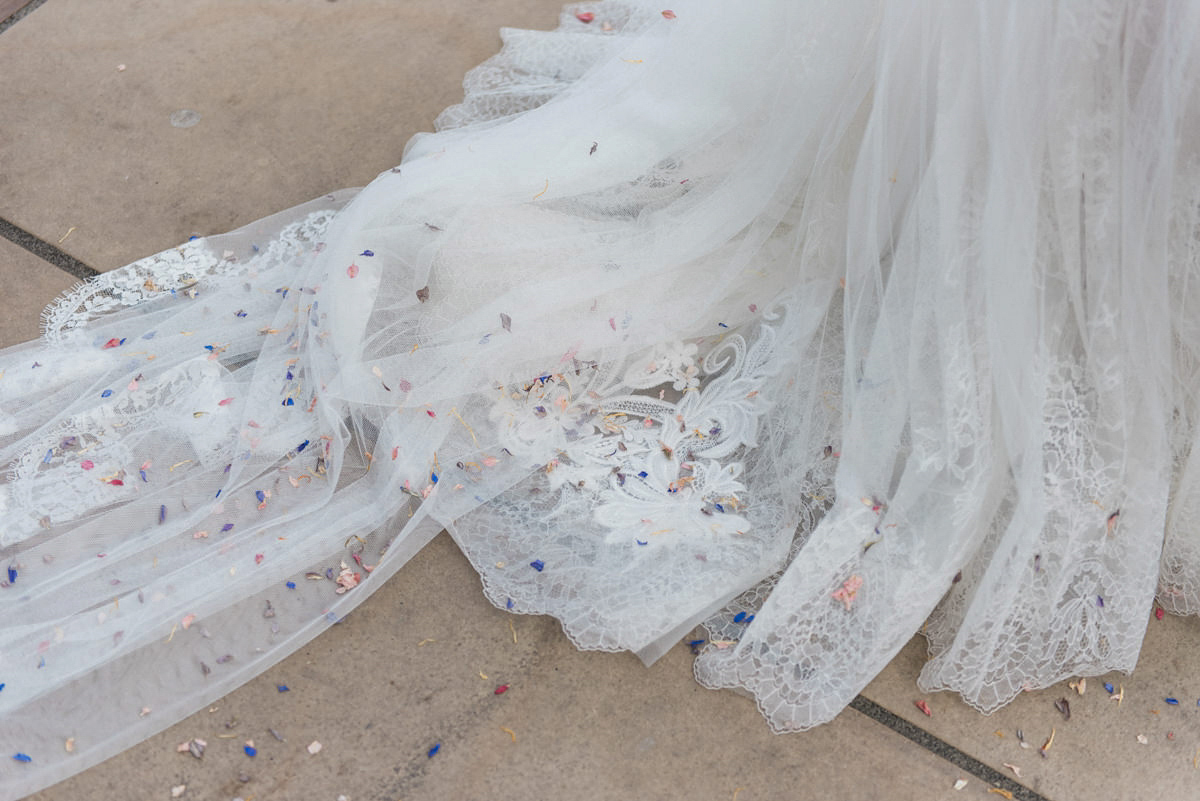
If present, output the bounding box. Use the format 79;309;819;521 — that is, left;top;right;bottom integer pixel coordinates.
2;2;1198;800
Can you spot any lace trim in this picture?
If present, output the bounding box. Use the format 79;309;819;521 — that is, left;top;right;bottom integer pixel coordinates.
40;210;339;343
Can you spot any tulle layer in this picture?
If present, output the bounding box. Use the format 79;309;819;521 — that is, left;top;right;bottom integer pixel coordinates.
4;0;1200;796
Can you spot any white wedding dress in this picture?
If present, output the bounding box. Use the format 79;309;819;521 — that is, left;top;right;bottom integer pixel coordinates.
4;0;1200;796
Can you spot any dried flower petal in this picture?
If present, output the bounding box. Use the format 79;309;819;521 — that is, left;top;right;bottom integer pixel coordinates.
661;9;676;19
1054;697;1071;720
832;575;863;610
576;11;594;22
914;699;932;717
346;264;359;278
307;741;323;755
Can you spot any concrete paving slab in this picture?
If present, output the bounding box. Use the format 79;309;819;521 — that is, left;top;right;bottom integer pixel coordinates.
27;533;972;801
0;238;77;347
0;0;566;271
862;615;1200;800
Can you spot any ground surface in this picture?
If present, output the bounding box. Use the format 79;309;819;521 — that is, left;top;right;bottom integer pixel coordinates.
2;2;1199;800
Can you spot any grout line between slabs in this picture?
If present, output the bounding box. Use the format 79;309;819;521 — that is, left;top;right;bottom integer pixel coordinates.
0;217;100;281
0;0;46;34
850;695;1052;801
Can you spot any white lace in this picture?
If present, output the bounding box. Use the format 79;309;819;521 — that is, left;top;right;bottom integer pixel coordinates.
4;1;1200;797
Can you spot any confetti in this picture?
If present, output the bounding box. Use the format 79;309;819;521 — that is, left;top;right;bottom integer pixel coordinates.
5;567;14;584
494;685;509;695
661;9;676;19
576;11;594;22
277;685;289;693
12;753;31;763
427;743;441;758
1054;698;1071;720
1156;607;1165;620
832;575;863;611
953;779;968;791
244;744;257;757
500;726;517;743
914;699;932;717
307;741;323;755
1137;734;1149;745
1002;763;1022;779
1104;682;1115;694
1040;727;1056;757
1166;697;1180;705
530;559;545;572
171;786;186;798
346;264;359;278
177;739;206;759
64;738;74;753
416;286;430;303
501;312;512;332
986;790;1013;800
81;460;95;470
1068;678;1086;695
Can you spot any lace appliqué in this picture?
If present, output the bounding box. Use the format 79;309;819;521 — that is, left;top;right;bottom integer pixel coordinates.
490;320;780;547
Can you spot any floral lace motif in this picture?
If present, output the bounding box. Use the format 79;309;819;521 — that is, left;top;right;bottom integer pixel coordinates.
491;321;780;547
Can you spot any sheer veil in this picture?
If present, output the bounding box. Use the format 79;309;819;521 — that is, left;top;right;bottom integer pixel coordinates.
4;0;1200;796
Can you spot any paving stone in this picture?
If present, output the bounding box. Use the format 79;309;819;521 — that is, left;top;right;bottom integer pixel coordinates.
0;0;567;271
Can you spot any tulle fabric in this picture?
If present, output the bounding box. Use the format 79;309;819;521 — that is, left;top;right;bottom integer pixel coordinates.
4;0;1200;796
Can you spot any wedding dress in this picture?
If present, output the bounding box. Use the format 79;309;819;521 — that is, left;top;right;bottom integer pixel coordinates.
4;0;1200;796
